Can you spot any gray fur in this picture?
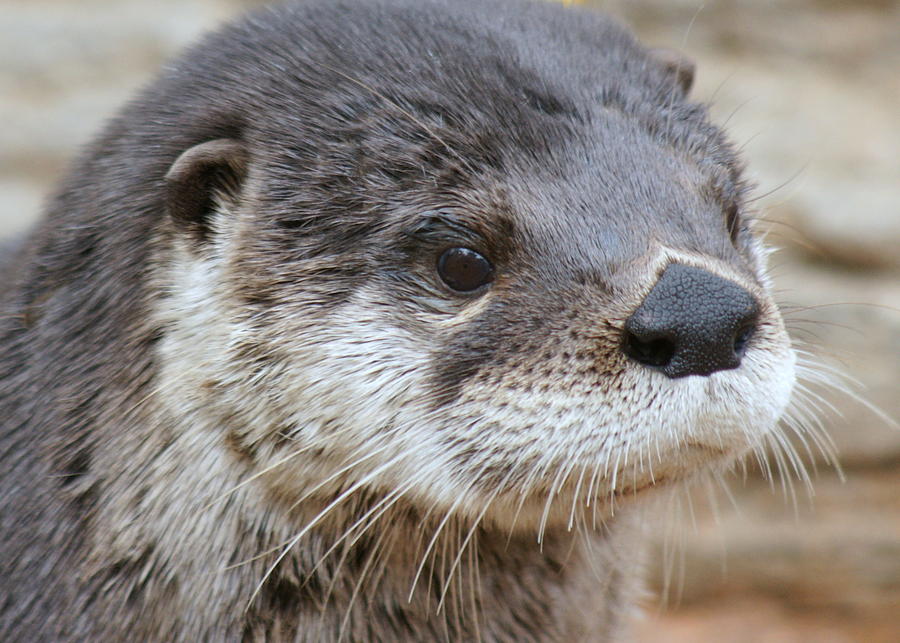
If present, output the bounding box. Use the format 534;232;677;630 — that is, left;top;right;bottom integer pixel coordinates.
0;1;792;640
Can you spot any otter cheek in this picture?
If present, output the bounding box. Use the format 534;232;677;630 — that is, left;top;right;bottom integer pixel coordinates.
696;345;796;453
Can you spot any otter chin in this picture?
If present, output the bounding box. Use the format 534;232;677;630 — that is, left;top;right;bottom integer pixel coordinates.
1;0;800;640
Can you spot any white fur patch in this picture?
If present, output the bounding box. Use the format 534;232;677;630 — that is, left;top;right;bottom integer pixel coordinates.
152;228;797;539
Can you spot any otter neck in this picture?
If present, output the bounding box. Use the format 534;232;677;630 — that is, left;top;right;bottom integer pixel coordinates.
239;496;644;641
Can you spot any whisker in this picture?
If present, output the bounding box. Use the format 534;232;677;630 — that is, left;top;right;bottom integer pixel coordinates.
245;451;408;611
408;495;467;602
206;442;323;509
537;458;571;546
336;510;395;642
567;463;588;531
307;480;416;589
467;528;483;643
437;472;513;613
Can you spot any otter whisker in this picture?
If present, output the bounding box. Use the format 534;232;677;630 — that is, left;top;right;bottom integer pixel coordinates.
246;451;410;611
663;2;703;141
713;468;743;516
408;494;468;602
631;440;644;497
336;507;396;642
450;522;465;632
568;462;588;531
467;528;484;643
225;440;408;570
319;466;435;611
658;488;691;609
778;410;825;478
537;457;574;545
650;431;662;484
753;439;776;487
682;476;700;534
310;480;416;589
763;431;801;515
771;423;814;492
608;447;624;514
283;444;395;514
206;442;324;509
437;473;512;613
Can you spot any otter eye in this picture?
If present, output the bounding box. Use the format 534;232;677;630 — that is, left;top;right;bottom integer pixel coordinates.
437;247;494;293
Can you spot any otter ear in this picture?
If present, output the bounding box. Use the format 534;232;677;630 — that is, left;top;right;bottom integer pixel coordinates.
165;138;248;240
649;47;696;96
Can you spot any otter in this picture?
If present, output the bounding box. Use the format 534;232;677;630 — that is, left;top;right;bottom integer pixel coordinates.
0;0;799;640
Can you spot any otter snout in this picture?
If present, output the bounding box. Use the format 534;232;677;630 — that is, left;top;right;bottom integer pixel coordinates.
622;263;760;378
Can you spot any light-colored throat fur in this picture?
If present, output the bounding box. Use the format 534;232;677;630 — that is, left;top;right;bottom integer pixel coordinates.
137;242;639;639
132;209;798;638
94;368;647;639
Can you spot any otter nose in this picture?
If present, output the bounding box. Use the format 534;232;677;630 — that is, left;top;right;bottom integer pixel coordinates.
622;263;760;378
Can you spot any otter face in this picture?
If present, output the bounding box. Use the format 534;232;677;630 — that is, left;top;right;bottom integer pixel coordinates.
154;3;794;536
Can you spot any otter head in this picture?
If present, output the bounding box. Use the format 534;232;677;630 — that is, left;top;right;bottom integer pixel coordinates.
153;2;793;536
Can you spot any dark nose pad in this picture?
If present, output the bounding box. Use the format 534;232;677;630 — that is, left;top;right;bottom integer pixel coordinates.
622;263;760;378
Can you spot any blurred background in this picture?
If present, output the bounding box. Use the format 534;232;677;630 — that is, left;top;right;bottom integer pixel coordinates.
1;1;897;640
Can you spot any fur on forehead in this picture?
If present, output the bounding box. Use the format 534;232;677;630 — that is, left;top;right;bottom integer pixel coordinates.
152;0;740;200
148;1;747;292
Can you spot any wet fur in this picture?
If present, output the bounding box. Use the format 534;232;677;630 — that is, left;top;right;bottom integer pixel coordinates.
1;0;801;640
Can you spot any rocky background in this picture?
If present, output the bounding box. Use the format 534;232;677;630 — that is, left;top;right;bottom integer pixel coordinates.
1;0;897;640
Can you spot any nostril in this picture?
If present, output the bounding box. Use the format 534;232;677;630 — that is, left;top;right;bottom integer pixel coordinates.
620;263;761;378
732;323;755;357
623;331;676;368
